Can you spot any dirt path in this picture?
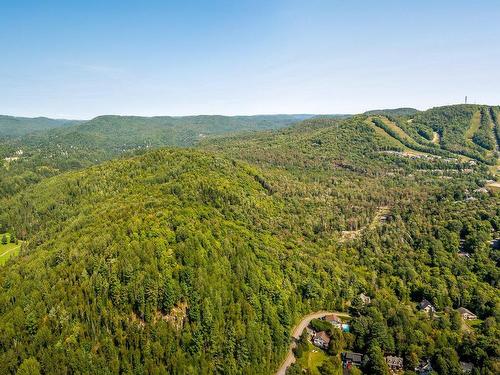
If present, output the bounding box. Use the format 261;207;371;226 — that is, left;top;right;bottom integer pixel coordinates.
486;180;500;191
0;244;22;265
275;311;350;375
0;244;21;258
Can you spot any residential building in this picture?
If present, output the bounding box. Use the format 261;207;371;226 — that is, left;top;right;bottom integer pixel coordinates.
457;307;477;320
385;355;403;371
324;314;342;329
342;352;364;368
359;293;371;305
415;359;433;375
312;331;330;349
419;299;436;314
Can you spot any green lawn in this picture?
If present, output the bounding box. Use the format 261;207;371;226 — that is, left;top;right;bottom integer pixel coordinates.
296;342;332;375
0;233;22;265
465;319;483;329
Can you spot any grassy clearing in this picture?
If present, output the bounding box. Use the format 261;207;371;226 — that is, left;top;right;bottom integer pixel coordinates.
373;117;475;162
366;118;429;157
432;132;440;144
465;110;481;140
380;117;417;143
493;108;500;152
367;120;408;149
296;342;331;375
0;233;22;265
341;206;391;241
465;319;482;329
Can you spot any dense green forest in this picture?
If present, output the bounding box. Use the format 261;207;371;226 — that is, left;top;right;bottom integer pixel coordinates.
0;105;498;374
0;114;312;198
363;108;419;117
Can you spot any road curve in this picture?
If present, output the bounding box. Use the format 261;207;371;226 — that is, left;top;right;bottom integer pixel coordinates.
275;311;351;375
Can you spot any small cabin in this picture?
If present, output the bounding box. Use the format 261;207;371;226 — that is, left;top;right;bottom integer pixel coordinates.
419;299;436;314
457;307;477;320
359;293;371;305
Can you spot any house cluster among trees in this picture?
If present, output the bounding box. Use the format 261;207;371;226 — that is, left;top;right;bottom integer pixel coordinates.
289;290;485;375
307;314;351;351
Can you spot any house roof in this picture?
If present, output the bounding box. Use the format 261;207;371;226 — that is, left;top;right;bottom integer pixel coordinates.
359;293;371;303
385;356;403;366
460;362;474;372
324;314;341;323
314;331;330;344
419;299;435;310
415;359;432;371
457;307;476;316
343;352;363;363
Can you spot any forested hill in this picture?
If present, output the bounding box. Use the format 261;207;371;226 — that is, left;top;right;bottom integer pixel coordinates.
0;106;498;374
13;113;314;150
2;104;498;199
0;115;80;137
0;114;313;197
202;104;500;171
0;150;308;374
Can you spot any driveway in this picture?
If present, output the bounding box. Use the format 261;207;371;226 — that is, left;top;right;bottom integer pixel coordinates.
275;311;351;375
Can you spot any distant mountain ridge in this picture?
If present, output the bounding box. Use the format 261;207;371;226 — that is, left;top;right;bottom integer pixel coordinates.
0;115;80;137
0;113;319;197
25;114;320;153
1;104;497;200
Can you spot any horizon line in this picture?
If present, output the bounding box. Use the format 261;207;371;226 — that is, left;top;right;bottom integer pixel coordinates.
1;101;494;121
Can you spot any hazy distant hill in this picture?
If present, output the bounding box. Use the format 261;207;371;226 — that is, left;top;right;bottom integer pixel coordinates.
45;114;317;149
0;115;80;137
0;114;316;197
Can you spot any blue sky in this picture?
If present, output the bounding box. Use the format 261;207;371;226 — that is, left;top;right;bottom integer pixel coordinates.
1;0;499;119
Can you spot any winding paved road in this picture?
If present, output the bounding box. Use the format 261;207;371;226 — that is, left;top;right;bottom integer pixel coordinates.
275;311;351;375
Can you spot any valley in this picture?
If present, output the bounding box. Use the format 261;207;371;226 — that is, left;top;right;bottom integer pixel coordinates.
2;2;498;374
0;105;498;375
